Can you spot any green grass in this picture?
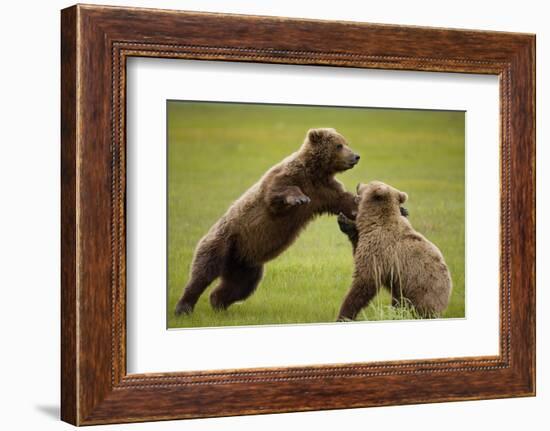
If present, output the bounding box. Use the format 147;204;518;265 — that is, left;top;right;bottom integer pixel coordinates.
167;101;465;328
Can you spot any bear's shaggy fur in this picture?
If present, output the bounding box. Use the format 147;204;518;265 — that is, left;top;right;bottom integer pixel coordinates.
337;207;409;253
175;128;360;316
337;181;452;321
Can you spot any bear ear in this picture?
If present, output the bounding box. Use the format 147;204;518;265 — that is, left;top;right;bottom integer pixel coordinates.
398;191;408;204
371;184;389;200
356;183;366;194
307;128;324;144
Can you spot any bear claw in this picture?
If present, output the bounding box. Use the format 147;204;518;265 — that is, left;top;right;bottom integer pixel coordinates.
287;195;310;206
337;212;351;223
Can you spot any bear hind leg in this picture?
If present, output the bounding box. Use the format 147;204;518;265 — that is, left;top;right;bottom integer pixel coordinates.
337;277;378;321
210;263;264;311
174;244;224;316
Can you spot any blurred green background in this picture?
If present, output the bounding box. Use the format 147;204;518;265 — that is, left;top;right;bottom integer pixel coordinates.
167;101;465;328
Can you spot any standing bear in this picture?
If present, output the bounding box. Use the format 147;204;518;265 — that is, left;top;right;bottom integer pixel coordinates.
337;181;452;321
175;128;361;316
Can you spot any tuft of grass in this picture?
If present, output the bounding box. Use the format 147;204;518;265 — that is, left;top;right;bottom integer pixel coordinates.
359;295;427;321
360;304;422;322
167;102;465;329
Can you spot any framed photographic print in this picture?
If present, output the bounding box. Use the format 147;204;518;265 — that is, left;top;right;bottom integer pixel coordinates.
61;4;535;425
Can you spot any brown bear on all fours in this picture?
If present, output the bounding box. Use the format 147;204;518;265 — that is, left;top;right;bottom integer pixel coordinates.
174;128;361;316
337;181;452;321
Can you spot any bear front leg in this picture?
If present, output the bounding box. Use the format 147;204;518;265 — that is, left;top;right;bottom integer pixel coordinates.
337;276;378;321
267;185;311;214
322;185;358;219
337;212;358;253
337;191;358;219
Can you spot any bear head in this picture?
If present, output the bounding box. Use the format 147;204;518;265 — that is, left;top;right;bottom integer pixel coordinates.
356;181;408;219
301;128;360;174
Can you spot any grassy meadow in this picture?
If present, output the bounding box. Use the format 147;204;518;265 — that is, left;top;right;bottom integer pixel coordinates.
167;101;465;328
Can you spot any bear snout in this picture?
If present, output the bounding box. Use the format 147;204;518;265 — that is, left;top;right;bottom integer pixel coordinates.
348;153;360;166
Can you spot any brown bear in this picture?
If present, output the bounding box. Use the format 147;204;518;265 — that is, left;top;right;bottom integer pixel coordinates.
337;181;452;321
175;128;361;316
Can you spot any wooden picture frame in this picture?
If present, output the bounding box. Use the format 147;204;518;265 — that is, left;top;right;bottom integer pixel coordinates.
61;4;535;425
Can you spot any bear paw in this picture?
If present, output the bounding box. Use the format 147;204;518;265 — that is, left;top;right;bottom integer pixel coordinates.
174;300;194;316
337;212;355;234
210;292;229;311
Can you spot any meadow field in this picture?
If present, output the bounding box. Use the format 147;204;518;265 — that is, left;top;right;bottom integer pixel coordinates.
167;101;465;329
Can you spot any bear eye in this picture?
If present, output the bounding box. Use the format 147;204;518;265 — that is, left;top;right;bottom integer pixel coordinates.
336;143;343;150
